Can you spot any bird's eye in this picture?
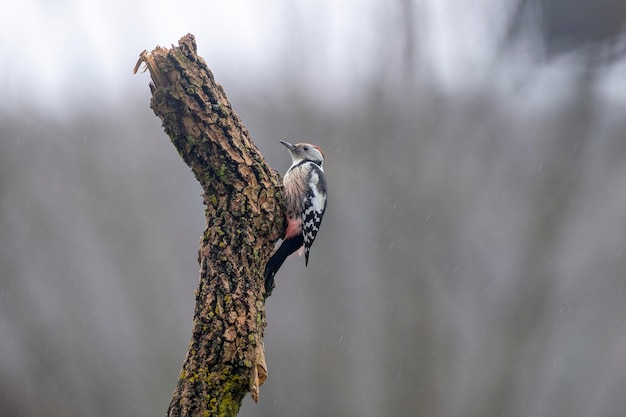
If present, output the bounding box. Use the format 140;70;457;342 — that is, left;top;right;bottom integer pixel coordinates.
303;146;310;151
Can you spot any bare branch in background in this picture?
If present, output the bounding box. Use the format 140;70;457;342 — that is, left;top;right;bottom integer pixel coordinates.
502;0;626;65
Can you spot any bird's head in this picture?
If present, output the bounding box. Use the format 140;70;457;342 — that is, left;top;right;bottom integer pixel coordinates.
280;140;324;169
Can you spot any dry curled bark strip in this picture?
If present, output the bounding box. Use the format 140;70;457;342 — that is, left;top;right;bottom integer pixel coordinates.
134;34;284;416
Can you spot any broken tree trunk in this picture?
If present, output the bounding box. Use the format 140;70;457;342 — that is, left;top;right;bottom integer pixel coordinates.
134;34;284;417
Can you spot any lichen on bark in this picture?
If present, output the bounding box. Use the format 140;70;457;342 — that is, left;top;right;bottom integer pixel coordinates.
134;34;284;417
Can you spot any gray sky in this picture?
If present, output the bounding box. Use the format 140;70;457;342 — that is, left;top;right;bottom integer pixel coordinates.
10;0;624;114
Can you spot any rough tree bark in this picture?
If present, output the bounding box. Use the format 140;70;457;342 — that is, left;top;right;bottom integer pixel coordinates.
134;34;284;416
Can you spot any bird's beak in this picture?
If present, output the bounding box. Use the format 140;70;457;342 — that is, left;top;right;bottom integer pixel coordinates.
280;140;295;151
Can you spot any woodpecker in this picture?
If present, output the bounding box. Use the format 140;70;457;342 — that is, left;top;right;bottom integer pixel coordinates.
264;140;327;297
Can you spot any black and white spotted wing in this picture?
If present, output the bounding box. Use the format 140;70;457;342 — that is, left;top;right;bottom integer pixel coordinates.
302;163;327;266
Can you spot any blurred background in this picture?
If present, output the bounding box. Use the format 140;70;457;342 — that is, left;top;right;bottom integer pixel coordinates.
2;1;626;416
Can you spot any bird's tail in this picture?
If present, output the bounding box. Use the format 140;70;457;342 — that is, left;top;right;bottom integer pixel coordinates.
264;235;304;298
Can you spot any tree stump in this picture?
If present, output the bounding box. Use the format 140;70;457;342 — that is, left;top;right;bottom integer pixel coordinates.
134;33;284;417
